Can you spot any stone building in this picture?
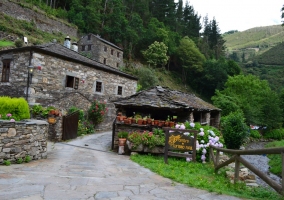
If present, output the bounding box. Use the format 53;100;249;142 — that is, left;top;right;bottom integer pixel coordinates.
0;42;137;130
78;34;123;69
113;86;221;128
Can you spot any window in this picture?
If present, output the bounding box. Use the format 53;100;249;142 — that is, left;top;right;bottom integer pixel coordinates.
117;52;120;58
95;81;102;92
88;45;91;51
65;75;79;89
116;63;119;68
117;86;123;95
104;46;107;52
111;49;114;55
103;58;107;65
88;34;91;40
1;60;11;82
81;45;85;51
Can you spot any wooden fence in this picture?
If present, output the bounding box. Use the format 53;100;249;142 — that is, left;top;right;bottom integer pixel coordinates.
209;145;284;195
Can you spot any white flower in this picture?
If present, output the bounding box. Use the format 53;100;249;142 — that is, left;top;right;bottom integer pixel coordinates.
175;124;180;129
183;132;190;136
190;122;195;127
202;149;207;154
180;124;185;129
209;130;215;136
200;128;204;132
220;152;223;155
199;131;204;136
201;140;204;143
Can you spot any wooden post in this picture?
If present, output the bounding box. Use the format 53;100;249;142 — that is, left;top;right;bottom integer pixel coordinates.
281;151;284;195
216;150;220;165
234;155;240;184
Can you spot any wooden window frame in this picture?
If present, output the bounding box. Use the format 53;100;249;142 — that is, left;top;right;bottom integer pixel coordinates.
117;52;120;58
1;60;11;82
117;86;123;95
82;45;85;51
88;44;91;51
95;81;103;93
103;58;107;65
111;49;114;55
65;75;79;89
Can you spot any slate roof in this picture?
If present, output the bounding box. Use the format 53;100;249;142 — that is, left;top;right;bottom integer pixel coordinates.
0;43;136;80
90;34;123;51
113;86;221;111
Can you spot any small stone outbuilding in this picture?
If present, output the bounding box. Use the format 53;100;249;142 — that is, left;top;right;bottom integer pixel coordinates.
113;86;221;128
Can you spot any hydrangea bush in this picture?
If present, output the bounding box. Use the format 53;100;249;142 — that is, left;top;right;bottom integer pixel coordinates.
176;121;225;163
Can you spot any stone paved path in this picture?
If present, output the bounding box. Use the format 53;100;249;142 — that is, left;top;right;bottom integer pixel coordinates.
0;131;242;200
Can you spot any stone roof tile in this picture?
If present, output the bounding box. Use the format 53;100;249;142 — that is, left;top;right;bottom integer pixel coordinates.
113;86;220;111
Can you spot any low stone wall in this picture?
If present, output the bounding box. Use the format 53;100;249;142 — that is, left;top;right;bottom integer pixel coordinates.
0;119;48;164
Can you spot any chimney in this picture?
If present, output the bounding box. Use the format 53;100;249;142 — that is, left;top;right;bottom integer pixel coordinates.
71;41;78;52
63;36;71;48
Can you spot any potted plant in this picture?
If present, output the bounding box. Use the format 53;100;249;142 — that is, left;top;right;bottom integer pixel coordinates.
117;131;128;146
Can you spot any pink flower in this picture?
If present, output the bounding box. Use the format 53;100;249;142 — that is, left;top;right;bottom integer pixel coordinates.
6;113;12;117
199;131;204;136
180;124;185;129
10;119;15;122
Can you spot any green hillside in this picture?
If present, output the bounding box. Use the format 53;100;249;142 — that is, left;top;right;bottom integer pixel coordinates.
224;25;284;50
256;42;284;65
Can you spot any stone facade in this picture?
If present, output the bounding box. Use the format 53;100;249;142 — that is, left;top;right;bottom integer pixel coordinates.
0;43;138;130
0;0;77;38
0;119;48;164
78;34;124;69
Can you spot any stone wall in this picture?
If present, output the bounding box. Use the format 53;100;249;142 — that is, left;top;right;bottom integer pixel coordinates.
0;51;137;130
0;0;77;37
0;119;48;164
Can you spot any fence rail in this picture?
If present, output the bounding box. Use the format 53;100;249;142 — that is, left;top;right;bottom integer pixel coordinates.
209;145;284;195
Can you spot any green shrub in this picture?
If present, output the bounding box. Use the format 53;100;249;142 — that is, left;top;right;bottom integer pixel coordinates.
264;128;284;140
0;97;30;121
249;129;262;139
88;100;107;126
14;39;23;47
77;120;94;136
137;67;158;90
24;155;31;163
118;131;128;138
221;111;249;149
3;160;11;166
68;106;84;121
16;158;23;164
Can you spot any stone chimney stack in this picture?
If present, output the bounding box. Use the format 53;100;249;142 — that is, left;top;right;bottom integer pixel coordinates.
63;36;71;49
71;41;78;52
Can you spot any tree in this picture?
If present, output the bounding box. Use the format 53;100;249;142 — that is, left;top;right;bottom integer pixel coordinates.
282;4;284;26
176;36;205;84
142;41;169;67
212;74;282;129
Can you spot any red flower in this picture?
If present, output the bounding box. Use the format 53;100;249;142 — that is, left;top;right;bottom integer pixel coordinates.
92;110;94;112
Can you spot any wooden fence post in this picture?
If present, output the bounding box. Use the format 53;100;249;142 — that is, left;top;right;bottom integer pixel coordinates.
234;155;240;184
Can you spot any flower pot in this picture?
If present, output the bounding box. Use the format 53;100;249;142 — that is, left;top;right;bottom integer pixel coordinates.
116;116;121;121
165;121;169;127
169;121;175;127
131;118;136;124
48;117;56;124
118;138;127;146
143;119;147;125
158;121;165;127
54;109;59;116
137;119;143;125
154;120;159;126
49;110;55;115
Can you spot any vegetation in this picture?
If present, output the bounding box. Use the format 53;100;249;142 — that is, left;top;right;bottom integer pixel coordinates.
130;154;281;200
265;140;284;176
88;100;108;126
0;97;30;121
117;131;128;139
3;160;11;166
221;112;249;149
0;40;14;47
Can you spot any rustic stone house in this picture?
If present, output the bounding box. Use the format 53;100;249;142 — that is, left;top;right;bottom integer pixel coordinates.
113;86;221;128
78;34;123;69
0;42;137;130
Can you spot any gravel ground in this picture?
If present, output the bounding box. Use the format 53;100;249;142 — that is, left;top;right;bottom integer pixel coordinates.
243;142;282;188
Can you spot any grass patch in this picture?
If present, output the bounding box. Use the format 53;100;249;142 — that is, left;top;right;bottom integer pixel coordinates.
265;140;284;176
130;154;282;200
0;40;14;47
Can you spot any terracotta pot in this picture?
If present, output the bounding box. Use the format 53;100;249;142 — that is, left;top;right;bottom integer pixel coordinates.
131;119;136;124
137;119;143;125
124;118;130;124
143;119;147;125
154;120;159;126
118;138;127;146
158;121;165;127
49;110;55;115
164;121;169;127
169;121;175;127
54;109;59;115
147;118;152;124
116;116;120;121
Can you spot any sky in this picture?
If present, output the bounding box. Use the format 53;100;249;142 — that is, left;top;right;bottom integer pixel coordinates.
183;0;283;33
